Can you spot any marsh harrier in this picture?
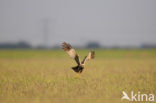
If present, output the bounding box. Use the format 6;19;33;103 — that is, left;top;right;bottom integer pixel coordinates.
62;42;95;73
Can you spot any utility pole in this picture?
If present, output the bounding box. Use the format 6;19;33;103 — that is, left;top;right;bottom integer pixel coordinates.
42;18;50;48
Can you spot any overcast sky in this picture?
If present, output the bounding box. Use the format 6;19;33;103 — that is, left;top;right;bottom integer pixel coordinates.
0;0;156;47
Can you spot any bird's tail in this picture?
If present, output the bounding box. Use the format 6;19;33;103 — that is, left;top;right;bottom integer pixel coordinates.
72;65;79;73
72;65;84;73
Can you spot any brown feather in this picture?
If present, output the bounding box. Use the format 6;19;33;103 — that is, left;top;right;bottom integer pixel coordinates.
81;51;95;65
62;42;80;65
62;42;72;51
90;51;95;59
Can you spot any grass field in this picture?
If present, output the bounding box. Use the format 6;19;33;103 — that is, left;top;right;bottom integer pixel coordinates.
0;49;156;103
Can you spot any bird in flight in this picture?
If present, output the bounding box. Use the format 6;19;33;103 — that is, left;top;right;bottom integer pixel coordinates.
62;42;95;73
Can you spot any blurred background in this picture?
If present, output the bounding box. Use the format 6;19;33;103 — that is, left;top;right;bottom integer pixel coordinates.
0;0;156;49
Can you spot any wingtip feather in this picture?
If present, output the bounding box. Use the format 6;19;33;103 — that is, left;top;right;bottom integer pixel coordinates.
62;42;72;51
91;51;95;59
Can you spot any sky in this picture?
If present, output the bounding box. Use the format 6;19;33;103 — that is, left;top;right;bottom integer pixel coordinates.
0;0;156;47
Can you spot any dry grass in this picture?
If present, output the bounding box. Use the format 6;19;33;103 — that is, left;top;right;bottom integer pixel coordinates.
0;49;156;103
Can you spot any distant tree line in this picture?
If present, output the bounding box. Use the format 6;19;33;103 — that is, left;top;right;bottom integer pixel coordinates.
141;44;156;48
0;41;156;49
0;41;31;49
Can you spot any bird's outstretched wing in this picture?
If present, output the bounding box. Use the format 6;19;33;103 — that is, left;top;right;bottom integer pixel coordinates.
81;51;95;65
62;42;80;65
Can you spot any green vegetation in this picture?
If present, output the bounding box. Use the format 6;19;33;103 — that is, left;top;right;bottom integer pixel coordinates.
0;49;156;103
